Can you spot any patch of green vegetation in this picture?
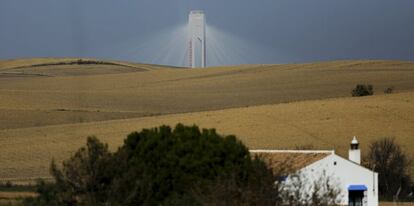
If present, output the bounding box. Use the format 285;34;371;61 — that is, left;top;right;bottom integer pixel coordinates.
0;182;36;193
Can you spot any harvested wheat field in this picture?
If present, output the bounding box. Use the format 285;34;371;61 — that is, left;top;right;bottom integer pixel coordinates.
0;59;414;130
0;58;414;183
0;91;413;183
0;192;36;199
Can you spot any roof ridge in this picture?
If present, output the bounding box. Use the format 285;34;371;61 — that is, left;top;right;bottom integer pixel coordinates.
331;153;378;174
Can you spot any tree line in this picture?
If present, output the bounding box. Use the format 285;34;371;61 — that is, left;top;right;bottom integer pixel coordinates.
22;124;413;205
23;124;341;206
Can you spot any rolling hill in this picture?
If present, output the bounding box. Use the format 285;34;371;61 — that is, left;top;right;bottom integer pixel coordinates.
1;59;413;129
0;58;413;183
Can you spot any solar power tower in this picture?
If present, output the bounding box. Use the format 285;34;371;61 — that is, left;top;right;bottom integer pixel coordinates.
188;10;206;68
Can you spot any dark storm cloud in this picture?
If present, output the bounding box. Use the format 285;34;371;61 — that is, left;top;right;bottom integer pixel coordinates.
0;0;413;65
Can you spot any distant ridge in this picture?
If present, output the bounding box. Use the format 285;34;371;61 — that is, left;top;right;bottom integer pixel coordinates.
2;58;414;71
0;57;178;71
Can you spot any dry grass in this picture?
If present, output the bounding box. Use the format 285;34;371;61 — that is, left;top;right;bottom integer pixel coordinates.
0;192;34;206
0;109;148;130
0;58;413;183
0;59;413;129
0;92;413;183
0;192;36;199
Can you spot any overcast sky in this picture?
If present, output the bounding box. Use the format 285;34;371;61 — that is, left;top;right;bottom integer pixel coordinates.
1;0;413;66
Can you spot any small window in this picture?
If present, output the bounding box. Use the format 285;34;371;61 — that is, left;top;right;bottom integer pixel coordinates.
334;161;337;166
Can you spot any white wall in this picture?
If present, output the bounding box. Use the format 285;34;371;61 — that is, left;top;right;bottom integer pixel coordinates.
298;154;378;206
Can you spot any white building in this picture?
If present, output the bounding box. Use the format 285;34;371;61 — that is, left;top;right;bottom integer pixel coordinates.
251;137;379;206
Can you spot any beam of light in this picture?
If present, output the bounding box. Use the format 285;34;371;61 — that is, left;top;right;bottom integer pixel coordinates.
206;24;290;66
103;21;288;67
104;24;188;67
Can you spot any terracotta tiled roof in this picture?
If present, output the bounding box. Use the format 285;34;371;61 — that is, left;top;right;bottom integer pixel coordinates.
250;150;333;175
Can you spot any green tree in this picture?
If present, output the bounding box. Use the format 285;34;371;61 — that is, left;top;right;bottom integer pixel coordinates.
110;124;254;205
26;124;341;205
192;157;280;206
26;124;271;206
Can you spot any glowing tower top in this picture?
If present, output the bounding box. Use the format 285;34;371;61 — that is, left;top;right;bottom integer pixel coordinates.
188;10;206;68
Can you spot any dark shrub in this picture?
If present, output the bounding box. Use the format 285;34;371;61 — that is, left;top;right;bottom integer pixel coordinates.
364;137;412;201
352;84;374;97
384;86;394;94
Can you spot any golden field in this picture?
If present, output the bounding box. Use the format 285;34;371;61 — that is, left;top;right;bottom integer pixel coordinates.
0;92;413;182
0;58;413;183
1;59;414;129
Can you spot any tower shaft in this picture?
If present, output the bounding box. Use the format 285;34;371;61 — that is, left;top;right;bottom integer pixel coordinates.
188;10;206;68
